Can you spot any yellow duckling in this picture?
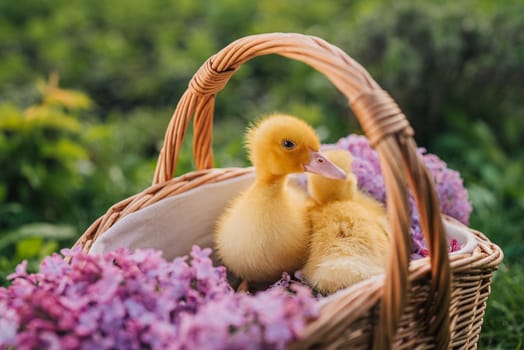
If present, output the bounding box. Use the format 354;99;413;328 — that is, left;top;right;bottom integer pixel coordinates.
214;114;346;285
302;149;390;294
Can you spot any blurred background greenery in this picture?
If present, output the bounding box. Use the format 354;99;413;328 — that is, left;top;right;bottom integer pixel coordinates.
0;0;522;347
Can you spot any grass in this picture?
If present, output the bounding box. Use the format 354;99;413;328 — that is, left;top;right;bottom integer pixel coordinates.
480;263;524;349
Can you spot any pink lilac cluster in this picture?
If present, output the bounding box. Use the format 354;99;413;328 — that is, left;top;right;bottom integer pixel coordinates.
325;134;472;258
0;246;318;350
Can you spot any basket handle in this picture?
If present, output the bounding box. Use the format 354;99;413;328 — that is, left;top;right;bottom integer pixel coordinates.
154;33;450;349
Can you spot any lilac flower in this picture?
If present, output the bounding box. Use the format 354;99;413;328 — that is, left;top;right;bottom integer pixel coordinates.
449;238;461;253
6;260;29;280
0;300;18;345
423;152;472;225
0;246;318;349
324;134;472;257
176;284;318;350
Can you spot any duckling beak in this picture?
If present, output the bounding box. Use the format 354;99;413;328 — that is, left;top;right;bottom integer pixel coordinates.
304;150;347;180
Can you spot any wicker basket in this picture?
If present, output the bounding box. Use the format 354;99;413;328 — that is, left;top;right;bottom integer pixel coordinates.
74;33;503;349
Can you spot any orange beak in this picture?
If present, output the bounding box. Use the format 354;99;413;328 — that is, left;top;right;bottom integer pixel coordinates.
304;150;346;180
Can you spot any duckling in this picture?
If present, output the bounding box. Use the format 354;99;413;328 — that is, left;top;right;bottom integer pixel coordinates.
214;114;346;285
302;149;390;294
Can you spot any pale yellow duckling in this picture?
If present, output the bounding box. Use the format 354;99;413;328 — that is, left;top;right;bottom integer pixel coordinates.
302;149;390;294
214;114;346;285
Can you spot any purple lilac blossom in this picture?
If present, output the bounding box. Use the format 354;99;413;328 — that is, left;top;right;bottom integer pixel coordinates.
323;134;472;258
0;246;319;350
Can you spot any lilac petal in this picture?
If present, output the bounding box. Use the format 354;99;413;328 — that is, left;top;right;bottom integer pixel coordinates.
7;260;28;280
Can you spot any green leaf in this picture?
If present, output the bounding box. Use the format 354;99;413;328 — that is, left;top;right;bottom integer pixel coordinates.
0;104;25;130
16;236;43;259
0;223;76;251
24;107;82;133
41;137;89;162
0;184;6;203
20;161;46;188
39;240;59;259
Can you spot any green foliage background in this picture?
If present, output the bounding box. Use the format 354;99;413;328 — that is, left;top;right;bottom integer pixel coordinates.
1;0;523;347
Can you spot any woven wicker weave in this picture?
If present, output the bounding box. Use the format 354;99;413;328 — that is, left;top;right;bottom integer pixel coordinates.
74;33;503;349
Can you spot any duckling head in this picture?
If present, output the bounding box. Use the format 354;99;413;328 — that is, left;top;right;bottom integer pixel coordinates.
308;149;358;204
246;114;346;181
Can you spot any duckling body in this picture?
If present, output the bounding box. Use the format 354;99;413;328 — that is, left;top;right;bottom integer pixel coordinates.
216;178;310;282
215;114;346;284
302;149;390;294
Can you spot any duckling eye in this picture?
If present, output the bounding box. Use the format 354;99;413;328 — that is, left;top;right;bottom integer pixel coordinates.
282;139;296;150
